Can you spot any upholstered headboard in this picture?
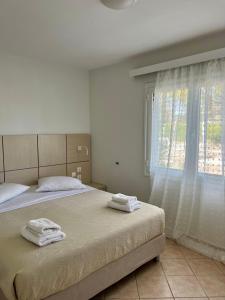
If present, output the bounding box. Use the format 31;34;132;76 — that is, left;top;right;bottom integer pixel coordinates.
0;134;91;185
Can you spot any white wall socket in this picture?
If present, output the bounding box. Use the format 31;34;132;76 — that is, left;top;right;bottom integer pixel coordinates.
72;172;76;178
77;167;82;172
77;145;82;151
77;174;82;180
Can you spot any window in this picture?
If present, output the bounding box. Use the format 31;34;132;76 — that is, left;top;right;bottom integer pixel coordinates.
148;60;225;257
150;83;225;176
156;88;187;170
198;84;224;175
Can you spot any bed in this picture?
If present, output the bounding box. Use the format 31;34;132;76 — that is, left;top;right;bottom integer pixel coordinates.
0;134;165;300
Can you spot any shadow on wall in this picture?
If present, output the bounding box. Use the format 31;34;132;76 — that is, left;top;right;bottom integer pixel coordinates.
130;28;225;69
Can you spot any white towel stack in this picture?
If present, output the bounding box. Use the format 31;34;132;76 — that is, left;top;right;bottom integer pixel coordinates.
108;193;141;212
21;218;66;247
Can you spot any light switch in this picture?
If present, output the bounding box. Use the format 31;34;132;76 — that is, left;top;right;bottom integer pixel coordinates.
77;145;82;151
72;172;76;178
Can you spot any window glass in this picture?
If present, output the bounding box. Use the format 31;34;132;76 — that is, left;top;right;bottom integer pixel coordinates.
157;88;188;170
198;84;224;175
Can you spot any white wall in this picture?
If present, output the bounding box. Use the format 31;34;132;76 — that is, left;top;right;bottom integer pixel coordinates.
0;54;90;134
90;31;225;202
90;61;150;202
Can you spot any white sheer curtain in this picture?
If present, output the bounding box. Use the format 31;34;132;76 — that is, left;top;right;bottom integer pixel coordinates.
148;58;225;261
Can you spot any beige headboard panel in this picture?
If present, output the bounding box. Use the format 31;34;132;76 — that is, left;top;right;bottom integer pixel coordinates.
3;135;38;185
5;168;38;185
0;173;4;183
67;134;91;163
3;135;38;171
67;162;91;184
0;136;3;172
0;134;91;185
38;134;66;167
0;136;3;183
39;165;67;178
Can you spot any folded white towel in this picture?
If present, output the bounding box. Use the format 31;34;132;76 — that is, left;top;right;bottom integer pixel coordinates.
27;218;61;234
107;200;141;212
112;193;138;204
25;226;58;238
21;226;66;247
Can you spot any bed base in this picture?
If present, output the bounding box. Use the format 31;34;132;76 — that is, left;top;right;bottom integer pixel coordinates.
45;234;165;300
0;234;165;300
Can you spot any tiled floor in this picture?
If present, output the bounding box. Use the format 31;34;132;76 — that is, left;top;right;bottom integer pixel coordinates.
91;239;225;300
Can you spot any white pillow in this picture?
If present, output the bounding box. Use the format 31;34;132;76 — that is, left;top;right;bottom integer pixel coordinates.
36;176;86;192
0;183;30;204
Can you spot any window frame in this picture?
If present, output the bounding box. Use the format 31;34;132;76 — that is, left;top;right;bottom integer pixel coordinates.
145;83;225;177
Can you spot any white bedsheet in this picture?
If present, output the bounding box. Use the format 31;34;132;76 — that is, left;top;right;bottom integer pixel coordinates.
0;185;95;213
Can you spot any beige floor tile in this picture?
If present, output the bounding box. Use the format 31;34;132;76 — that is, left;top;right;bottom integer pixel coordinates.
179;246;207;259
105;275;139;299
161;245;184;259
140;298;173;300
197;275;225;297
175;298;208;300
92;242;224;299
135;260;164;278
161;259;193;275
167;275;206;297
216;262;225;275
136;275;172;298
188;259;223;276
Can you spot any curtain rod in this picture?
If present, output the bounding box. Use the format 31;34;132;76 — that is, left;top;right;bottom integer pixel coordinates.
129;47;225;78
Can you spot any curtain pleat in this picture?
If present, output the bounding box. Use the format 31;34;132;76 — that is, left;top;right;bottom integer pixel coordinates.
149;58;225;261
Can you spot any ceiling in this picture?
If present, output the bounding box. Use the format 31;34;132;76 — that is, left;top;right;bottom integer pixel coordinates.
0;0;225;70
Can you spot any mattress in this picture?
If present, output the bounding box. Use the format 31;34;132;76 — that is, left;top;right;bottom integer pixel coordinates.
0;189;165;300
0;185;95;213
